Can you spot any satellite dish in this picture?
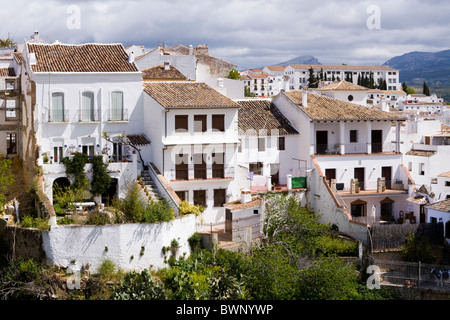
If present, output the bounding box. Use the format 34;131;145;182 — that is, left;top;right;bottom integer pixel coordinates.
429;192;435;198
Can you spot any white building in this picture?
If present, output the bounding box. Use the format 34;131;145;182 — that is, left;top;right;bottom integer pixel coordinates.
262;66;288;96
142;81;241;226
21;42;145;203
314;80;370;106
239;69;270;97
0;54;20;158
283;64;400;91
235;99;299;191
367;89;407;109
273;90;411;233
425;199;450;243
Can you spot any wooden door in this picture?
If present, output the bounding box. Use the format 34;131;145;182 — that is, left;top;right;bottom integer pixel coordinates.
354;167;365;190
371;130;382;153
225;209;232;233
316;131;328;155
325;168;336;185
382;166;392;189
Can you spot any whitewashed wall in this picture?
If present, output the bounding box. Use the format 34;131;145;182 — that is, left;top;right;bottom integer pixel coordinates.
42;214;198;272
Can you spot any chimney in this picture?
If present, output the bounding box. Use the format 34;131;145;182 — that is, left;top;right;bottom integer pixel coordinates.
241;190;252;203
302;89;308;107
128;51;135;63
33;30;39;41
189;44;193;55
381;96;388;112
195;44;208;54
164;60;170;70
217;78;224;88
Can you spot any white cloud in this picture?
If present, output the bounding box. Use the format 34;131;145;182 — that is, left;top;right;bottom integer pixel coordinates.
1;0;449;68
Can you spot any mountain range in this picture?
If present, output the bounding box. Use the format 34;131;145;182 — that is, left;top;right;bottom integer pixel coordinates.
273;55;321;66
383;49;450;86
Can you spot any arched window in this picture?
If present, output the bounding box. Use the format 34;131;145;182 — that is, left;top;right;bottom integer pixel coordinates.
111;91;124;121
351;199;367;217
51;92;65;122
81;91;95;121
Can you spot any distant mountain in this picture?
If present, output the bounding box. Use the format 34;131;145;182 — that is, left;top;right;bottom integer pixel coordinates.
274;55;321;66
383;49;450;86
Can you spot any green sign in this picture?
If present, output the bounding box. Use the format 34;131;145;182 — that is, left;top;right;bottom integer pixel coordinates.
292;176;307;188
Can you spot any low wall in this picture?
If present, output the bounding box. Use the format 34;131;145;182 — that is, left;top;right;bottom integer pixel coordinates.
41;214;198;273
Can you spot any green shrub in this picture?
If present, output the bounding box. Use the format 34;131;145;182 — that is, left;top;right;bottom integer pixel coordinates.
97;259;117;281
58;216;75;225
314;235;358;257
111;269;167;300
122;183;145;222
400;233;437;263
188;233;203;252
19;215;49;230
143;200;174;223
178;201;203;216
85;210;111;225
53;203;67;216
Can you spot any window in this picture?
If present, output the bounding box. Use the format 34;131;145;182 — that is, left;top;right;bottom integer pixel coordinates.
445;181;450;187
175;153;188;180
5;99;16;120
408;162;412;171
81;91;95;121
6;133;16;154
238;139;242;153
175;191;187;201
348;95;354;102
54;146;63;163
419;163;425;175
193;153;207;179
175;115;188;132
214;189;226;207
112;142;123;162
350;130;358;143
5;80;14;90
258;137;265;152
193;190;206;207
212;152;224;178
278;137;285;151
212;114;225;132
249;162;263;175
82;145;95;156
194;115;207;132
51;92;65;122
111;91;124;121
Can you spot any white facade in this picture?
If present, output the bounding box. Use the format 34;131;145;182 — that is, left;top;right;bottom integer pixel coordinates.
142;86;241;226
21;43;144;203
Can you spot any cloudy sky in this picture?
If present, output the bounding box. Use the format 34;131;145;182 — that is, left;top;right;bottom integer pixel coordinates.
1;0;449;69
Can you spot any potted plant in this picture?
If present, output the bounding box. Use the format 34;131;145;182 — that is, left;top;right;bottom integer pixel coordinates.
170;239;180;256
355;181;360;193
43;155;49;164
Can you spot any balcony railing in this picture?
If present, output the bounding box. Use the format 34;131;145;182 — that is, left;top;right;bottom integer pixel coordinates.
49;109;69;122
315;142;396;155
79;108;99;122
170;167;234;181
107;108;129;122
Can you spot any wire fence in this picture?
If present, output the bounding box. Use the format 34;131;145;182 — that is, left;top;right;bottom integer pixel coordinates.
371;258;450;292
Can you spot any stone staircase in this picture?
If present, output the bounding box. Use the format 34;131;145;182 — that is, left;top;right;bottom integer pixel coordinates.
139;170;163;202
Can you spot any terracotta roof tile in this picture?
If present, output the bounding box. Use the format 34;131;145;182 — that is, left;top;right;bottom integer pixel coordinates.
0;68;15;77
426;199;450;212
143;81;240;109
141;64;186;80
438;171;450;178
290;64;398;71
27;43;138;73
225;196;262;211
284;90;407;121
237;99;298;135
316;80;368;91
127;134;151;146
405;150;436;157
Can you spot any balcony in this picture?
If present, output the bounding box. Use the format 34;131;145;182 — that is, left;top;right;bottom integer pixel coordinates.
314;142;396;156
170;167;234;181
78;108;99;122
107;108;129;122
48;109;69;123
330;178;407;197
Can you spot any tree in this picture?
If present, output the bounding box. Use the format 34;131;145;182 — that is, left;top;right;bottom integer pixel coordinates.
0;156;14;211
225;69;241;80
0;38;16;48
90;155;112;201
423;81;430;96
307;67;318;88
102;132;147;170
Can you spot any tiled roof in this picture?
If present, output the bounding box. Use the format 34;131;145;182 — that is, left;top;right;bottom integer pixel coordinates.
289;64;398;71
141;64;187;80
0;68;15;77
265;66;286;71
237;99;298;135
316;80;368;91
283;90;407;121
27;43;138;72
405;150;436;157
426;199;450;212
225;196;263;211
438;171;450;178
127;134;151;146
143;81;240;109
166;44;237;67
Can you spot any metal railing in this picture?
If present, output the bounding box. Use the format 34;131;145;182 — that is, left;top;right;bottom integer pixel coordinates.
147;163;180;216
107;108;129;122
170;167;234;181
49;109;69;122
371;259;450;291
79;108;99;122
